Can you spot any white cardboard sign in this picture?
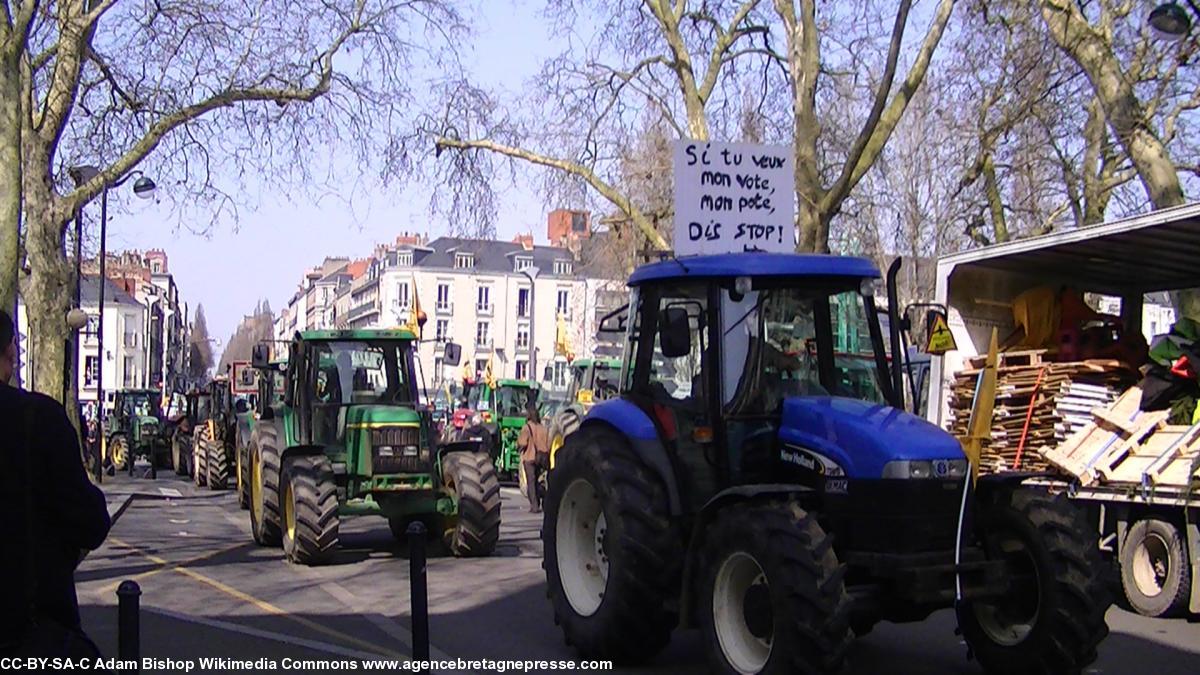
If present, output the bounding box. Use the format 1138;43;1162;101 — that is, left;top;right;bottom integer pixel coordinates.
673;140;795;256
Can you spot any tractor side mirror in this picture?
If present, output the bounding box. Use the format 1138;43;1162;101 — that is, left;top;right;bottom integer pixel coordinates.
251;344;270;368
443;341;462;366
235;399;249;414
659;307;692;358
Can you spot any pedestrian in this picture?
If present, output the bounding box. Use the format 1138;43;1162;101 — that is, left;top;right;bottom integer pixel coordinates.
517;404;549;513
0;309;112;658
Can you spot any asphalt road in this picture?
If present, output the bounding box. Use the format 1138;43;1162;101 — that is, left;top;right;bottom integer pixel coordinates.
77;466;1200;674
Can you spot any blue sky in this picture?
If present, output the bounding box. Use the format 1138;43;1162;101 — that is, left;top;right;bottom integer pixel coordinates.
103;0;559;347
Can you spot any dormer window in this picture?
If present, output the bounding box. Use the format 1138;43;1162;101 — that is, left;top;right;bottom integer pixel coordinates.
398;251;413;267
514;256;533;272
554;260;572;275
455;252;475;269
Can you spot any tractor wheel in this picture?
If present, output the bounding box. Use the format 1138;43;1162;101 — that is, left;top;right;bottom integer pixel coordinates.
549;411;580;471
236;441;251;509
249;428;283;547
1120;518;1191;618
109;435;129;473
442;451;501;556
193;428;209;488
958;487;1110;675
208;440;231;491
281;455;340;565
543;425;681;664
700;501;851;675
172;434;189;476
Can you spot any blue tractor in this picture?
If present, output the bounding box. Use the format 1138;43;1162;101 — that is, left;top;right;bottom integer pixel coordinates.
543;253;1111;674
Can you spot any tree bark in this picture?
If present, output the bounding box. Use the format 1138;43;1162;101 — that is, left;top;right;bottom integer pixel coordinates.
0;50;20;316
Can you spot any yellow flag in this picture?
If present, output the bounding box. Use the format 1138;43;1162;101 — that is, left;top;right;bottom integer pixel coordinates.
555;313;574;361
404;275;426;337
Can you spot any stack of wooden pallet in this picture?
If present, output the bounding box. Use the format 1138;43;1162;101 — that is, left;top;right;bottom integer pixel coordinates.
949;350;1136;474
1039;387;1200;490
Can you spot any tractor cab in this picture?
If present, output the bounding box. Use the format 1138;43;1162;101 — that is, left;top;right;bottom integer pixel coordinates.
112;388;163;445
565;358;621;406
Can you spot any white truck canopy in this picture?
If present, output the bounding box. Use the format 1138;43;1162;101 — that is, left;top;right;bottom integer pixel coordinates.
928;202;1200;428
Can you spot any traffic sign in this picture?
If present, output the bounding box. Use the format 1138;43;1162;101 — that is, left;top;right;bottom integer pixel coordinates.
925;311;957;355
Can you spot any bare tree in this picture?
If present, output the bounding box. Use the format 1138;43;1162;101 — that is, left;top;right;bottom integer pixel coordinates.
3;0;461;402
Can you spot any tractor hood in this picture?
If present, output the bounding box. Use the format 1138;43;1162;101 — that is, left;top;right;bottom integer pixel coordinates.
779;397;963;479
344;405;421;427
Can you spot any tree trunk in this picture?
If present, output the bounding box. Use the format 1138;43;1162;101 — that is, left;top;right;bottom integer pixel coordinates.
23;206;73;404
0;52;20;317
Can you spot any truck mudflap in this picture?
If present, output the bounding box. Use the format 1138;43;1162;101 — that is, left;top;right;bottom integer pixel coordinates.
845;549;1011;608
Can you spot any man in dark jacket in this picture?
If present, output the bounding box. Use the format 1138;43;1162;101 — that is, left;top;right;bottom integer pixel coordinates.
0;308;112;654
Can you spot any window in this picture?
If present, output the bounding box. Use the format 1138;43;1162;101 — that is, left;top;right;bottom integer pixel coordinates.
84;356;99;386
436;283;451;311
123;356;136;387
436;319;449;342
518;288;530;318
398;251;413;267
571;211;587;233
516;324;530;350
646;285;708;403
85;315;99;336
397;282;411;309
553;361;569;388
124;329;138;348
477;285;492;312
554;260;572;275
515;256;533;272
434;357;444;374
556;289;570;319
476;320;490;347
455;252;474;269
309;340;414;446
515;360;528;380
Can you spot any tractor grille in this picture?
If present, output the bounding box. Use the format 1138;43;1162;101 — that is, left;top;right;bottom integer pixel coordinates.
370;426;429;474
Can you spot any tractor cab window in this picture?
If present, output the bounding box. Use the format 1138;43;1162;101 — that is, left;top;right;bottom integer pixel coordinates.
726;283;887;415
195;395;212;420
641;284;708;406
591;363;618;401
311;341;412;406
466;382;489;412
496;386;537;417
126;394;155;418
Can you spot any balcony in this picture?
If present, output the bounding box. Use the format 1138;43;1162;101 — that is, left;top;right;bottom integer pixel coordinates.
476;303;493;316
435;301;453;314
344;301;380;323
474;338;492;350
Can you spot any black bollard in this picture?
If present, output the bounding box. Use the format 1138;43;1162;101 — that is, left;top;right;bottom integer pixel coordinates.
117;580;141;672
407;521;430;673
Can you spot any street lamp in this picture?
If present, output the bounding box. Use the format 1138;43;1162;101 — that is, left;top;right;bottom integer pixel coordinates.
68;165;158;480
1148;1;1199;41
520;267;540;382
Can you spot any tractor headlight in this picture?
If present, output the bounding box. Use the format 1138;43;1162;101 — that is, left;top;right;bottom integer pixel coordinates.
402;445;419;457
882;459;968;479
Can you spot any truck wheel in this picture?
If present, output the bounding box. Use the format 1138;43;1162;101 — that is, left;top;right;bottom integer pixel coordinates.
443;451;501;556
543;425;681;664
236;443;251;509
172;435;188;476
249;428;283;547
700;502;851;674
959;488;1110;675
193;428;209;487
110;436;129;472
281;455;340;565
208;440;230;490
1120;518;1190;618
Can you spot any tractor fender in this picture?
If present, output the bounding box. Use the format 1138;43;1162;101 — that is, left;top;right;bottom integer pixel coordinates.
580;399;684;516
279;444;327;465
678;484;815;628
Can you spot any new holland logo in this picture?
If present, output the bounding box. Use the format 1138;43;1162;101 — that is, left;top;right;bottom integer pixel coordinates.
781;448;821;473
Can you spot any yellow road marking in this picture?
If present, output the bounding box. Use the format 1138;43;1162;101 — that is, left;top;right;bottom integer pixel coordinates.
105;537;407;660
97;539;250;596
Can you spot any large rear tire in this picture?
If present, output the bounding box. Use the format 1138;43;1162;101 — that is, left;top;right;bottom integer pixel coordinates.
1119;518;1190;618
236;438;251;509
249;427;283;547
172;433;189;476
959;487;1110;675
543;425;681;664
281;455;340;565
192;427;209;487
207;437;231;490
442;451;501;556
109;435;129;472
700;502;851;675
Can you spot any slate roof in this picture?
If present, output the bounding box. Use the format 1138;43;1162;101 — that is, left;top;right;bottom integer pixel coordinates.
81;275;140;306
411;237;575;276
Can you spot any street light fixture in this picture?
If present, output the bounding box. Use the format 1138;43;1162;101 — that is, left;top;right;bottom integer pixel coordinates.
68;165;158;481
1149;1;1198;41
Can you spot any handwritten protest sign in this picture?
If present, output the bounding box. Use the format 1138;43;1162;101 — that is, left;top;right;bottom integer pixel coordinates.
673;140;795;256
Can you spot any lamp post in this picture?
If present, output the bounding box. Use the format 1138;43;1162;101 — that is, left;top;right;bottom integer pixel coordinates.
1148;1;1200;40
520;267;540;382
68;166;157;480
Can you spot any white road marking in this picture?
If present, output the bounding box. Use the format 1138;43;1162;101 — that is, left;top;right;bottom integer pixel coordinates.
158;487;183;497
315;578;453;661
169;519;190;524
141;605;396;661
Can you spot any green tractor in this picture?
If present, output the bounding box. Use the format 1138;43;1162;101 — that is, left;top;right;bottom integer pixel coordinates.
468;378;541;484
547;357;621;470
246;329;501;565
172;388;211;476
107;388;169;478
194;367;254;491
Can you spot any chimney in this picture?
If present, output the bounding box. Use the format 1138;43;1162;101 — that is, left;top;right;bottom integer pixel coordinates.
548;209;591;247
396;231;421;246
513;233;535;251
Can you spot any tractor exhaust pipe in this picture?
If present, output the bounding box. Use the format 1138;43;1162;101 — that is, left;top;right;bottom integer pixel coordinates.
886;258;905;410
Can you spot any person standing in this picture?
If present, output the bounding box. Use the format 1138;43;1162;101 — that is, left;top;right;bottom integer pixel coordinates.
0;309;112;657
517;404;549;513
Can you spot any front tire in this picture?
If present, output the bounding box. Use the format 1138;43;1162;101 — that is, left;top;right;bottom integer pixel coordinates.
442;451;501;556
281;455;340;565
543;425;681;664
700;502;851;675
192;427;209;487
1120;518;1190;618
208;438;231;490
249;427;283;547
109;435;129;472
172;433;189;476
236;439;251;509
959;487;1110;675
